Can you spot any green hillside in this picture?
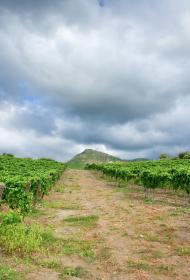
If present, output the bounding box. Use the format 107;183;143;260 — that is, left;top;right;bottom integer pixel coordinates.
67;149;121;169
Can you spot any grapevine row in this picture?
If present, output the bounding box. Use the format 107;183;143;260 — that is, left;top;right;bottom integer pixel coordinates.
86;159;190;195
0;155;65;213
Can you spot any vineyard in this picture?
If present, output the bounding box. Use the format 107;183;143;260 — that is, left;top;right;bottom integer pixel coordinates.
86;159;190;195
0;155;190;279
0;154;65;213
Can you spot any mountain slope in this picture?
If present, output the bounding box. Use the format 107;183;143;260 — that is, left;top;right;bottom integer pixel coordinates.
67;149;121;169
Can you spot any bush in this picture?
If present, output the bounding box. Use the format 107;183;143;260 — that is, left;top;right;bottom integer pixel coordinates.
178;151;190;159
159;154;171;159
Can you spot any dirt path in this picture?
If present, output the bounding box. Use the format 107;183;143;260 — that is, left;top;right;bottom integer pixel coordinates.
2;169;190;280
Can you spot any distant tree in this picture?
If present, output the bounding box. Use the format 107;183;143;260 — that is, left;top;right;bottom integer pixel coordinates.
178;152;185;159
2;153;14;157
159;153;171;159
178;152;190;159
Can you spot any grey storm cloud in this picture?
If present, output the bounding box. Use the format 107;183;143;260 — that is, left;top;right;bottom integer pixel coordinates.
0;0;190;160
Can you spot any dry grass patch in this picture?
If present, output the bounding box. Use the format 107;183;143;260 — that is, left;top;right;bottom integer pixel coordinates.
127;258;175;276
43;201;82;210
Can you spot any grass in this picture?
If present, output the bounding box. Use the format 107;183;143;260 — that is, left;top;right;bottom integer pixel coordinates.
127;259;150;270
142;231;173;244
127;259;174;276
138;249;164;260
170;207;190;216
122;232;129;237
0;211;56;255
0;265;22;280
176;246;190;256
38;258;89;278
143;233;161;242
67;184;81;190
62;238;95;259
54;184;65;193
115;185;135;195
96;247;112;261
60;266;89;278
43;201;81;210
155;264;175;276
143;197;155;204
28;208;45;218
64;215;99;227
39;258;61;270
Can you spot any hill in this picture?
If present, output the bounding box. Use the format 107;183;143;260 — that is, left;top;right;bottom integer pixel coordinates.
67;149;121;169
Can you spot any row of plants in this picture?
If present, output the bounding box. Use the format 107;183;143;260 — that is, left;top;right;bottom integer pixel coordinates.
86;159;190;194
0;154;65;213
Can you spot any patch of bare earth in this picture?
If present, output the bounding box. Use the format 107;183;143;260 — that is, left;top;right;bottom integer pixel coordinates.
1;169;190;280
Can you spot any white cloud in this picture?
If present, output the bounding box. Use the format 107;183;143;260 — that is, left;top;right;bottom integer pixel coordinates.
0;0;190;160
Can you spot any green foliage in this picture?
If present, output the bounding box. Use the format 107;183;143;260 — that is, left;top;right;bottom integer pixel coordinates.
176;246;190;256
0;210;23;225
0;211;55;255
0;265;21;280
159;153;171;159
2;153;14;157
61;266;88;278
62;238;95;259
178;151;190;159
64;215;98;227
0;155;65;213
86;159;190;194
54;184;65;193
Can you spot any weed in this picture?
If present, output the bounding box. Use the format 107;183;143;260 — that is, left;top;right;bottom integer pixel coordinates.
96;247;112;261
109;227;118;232
122;232;129;237
28;208;45;218
155;264;174;275
0;265;22;280
143;197;155;204
0;213;55;255
61;266;88;278
127;259;150;270
64;215;98;227
0;210;23;225
143;233;160;242
68;184;81;190
127;259;174;276
176;246;190;256
139;249;164;260
62;238;95;259
43;201;81;210
39;258;62;270
170;207;190;216
54;185;65;193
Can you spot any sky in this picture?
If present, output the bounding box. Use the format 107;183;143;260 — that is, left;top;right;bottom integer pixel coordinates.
0;0;190;161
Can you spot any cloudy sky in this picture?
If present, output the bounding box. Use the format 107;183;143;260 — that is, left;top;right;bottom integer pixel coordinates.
0;0;190;161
